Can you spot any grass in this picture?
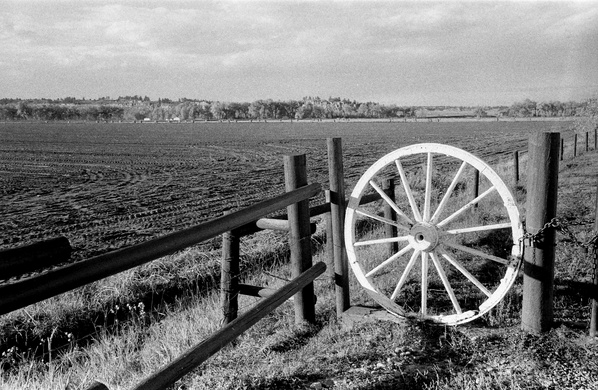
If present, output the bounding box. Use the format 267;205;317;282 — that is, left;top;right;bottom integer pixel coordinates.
2;143;598;389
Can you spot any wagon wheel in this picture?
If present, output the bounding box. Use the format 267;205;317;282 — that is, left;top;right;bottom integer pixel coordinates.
344;143;523;325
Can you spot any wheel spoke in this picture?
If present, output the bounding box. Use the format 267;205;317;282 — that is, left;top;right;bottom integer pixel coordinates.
355;236;410;247
369;180;414;225
430;252;462;314
395;159;422;222
354;209;410;231
421;251;429;315
446;222;512;235
437;246;491;297
365;244;414;278
443;241;509;265
431;161;468;223
423;152;433;222
437;185;496;228
390;249;421;300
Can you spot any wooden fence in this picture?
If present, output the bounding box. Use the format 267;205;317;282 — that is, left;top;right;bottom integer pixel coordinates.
2;130;598;388
1;137;370;389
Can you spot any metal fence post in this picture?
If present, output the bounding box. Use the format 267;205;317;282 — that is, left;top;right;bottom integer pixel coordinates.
522;132;560;333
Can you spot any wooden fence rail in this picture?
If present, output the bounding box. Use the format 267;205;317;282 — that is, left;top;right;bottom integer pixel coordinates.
0;183;321;316
0;236;71;279
90;263;326;390
129;263;326;390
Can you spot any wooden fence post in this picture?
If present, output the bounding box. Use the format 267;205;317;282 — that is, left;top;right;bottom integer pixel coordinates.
574;133;578;158
513;150;520;187
472;169;480;211
325;190;335;284
221;211;240;325
594;128;597;150
383;178;398;257
586;132;590;153
522;132;560;333
590;178;598;337
560;138;564;161
327;138;350;316
284;154;316;324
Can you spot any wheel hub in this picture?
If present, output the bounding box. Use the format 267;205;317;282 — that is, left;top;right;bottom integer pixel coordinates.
408;223;439;252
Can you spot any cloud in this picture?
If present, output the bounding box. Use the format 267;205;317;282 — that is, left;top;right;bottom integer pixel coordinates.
1;1;597;103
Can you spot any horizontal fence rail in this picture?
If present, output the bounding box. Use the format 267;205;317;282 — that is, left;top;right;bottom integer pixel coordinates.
0;183;321;316
129;262;326;390
234;203;330;237
0;236;71;279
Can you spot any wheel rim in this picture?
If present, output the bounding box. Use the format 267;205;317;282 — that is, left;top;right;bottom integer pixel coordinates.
344;143;523;325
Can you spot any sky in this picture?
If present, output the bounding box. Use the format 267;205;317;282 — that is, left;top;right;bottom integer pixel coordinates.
1;1;597;106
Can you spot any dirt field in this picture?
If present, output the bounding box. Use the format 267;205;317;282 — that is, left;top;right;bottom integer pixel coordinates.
0;120;572;263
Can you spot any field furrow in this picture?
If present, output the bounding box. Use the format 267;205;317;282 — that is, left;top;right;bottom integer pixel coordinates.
0;120;572;264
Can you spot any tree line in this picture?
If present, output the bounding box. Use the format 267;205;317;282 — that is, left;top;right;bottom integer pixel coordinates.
0;96;590;122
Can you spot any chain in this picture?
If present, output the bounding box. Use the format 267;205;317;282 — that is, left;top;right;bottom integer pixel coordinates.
520;217;598;250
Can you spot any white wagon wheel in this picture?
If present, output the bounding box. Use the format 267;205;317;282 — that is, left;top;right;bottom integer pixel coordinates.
344;143;523;325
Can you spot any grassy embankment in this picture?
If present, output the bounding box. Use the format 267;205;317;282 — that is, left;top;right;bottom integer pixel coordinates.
2;140;598;389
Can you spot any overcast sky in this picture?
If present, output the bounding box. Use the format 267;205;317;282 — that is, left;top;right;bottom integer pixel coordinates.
1;1;597;106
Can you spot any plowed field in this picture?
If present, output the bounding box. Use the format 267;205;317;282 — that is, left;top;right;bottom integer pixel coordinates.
0;120;572;264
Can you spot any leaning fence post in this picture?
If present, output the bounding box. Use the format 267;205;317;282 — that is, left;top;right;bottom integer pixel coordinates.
284;154;316;324
327;137;350;316
383;178;398;257
590;178;598;337
522;132;560;333
221;211;240;325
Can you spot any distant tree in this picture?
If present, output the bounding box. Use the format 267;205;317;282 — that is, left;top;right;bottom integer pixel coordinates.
342;102;356;118
295;103;311;120
210;101;225;120
356;103;369;117
312;105;324;119
16;102;31;119
370;104;382;118
0;105;18;120
474;106;487;118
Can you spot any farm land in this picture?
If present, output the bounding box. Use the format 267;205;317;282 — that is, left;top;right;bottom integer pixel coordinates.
0;120;569;261
4;119;598;389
